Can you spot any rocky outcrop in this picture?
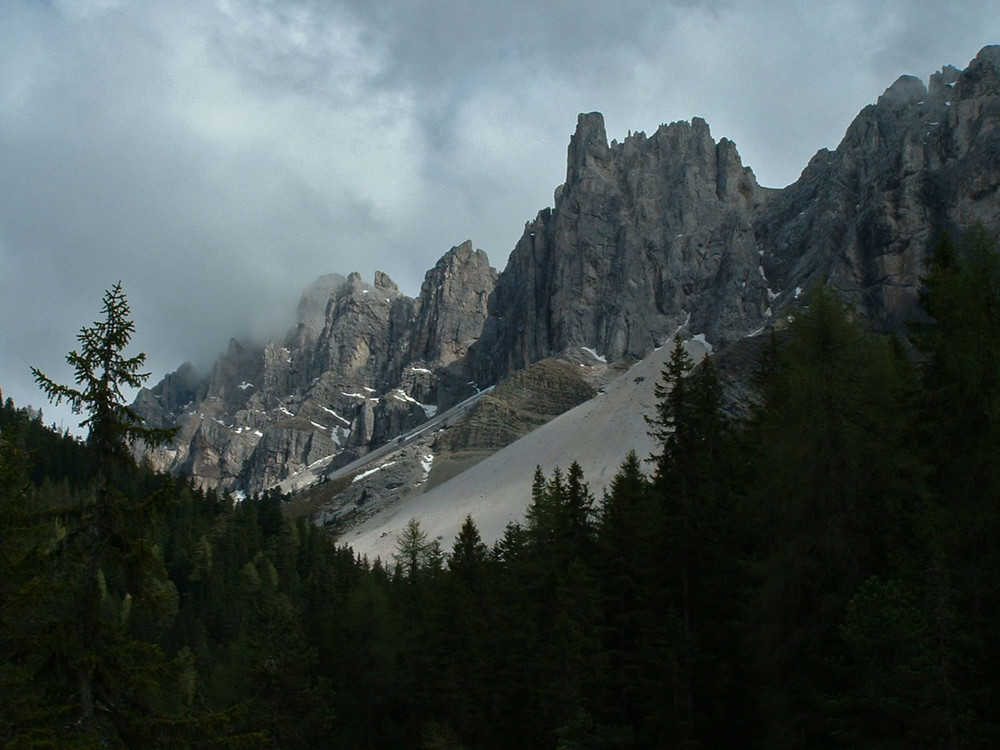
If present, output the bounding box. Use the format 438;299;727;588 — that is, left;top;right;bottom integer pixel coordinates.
135;243;497;495
757;46;1000;331
468;46;1000;384
137;45;1000;500
408;240;497;370
469;112;771;385
435;358;596;454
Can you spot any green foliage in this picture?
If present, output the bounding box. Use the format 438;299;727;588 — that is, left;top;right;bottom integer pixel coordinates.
6;230;1000;748
909;227;1000;743
31;282;177;464
747;285;922;747
825;575;957;749
394;517;440;581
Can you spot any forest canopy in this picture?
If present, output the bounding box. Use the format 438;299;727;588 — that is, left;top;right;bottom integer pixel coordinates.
2;229;1000;748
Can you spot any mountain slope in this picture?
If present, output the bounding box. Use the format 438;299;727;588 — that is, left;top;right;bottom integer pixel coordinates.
134;45;1000;507
341;338;708;562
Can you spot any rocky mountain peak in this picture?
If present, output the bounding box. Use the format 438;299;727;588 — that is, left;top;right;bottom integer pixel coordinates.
929;65;961;100
566;111;612;190
374;270;398;292
877;75;928;109
296;273;347;327
966;44;1000;81
470;110;769;385
408;240;497;373
135;46;1000;503
135;240;497;494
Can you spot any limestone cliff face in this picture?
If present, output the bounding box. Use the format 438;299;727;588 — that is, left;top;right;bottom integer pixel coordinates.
408;240;497;370
138;46;1000;497
470;46;1000;384
757;47;1000;330
469;112;770;385
135;243;498;494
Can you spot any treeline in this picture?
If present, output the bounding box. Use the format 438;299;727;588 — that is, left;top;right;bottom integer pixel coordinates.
2;228;1000;748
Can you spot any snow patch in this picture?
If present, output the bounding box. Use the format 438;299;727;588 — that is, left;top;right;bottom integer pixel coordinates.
279;407;294;417
690;333;714;353
408;366;432;374
581;346;607;363
237;381;254;391
352;461;397;483
794;286;803;300
310;421;327;431
321;406;351;425
391;388;418;404
341;392;364;399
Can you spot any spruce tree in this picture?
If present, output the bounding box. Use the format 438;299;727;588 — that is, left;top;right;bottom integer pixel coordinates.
0;418;65;744
644;339;742;745
909;227;1000;741
449;514;489;583
747;286;921;748
30;283;185;743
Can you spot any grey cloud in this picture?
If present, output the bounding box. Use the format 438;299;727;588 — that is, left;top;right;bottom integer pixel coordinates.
2;0;998;433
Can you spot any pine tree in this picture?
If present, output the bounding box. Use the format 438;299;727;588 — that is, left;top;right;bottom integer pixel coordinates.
29;283;185;743
644;339;743;745
909;227;1000;741
747;286;921;748
394;517;434;582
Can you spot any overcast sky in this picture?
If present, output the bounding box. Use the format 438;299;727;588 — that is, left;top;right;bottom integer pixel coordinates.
2;0;997;432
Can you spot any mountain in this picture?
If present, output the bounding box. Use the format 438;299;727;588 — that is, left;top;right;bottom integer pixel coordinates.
134;241;497;494
342;337;711;561
135;46;1000;518
468;112;770;386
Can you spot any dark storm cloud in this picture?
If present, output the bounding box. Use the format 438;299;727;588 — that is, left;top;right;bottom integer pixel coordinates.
1;0;997;432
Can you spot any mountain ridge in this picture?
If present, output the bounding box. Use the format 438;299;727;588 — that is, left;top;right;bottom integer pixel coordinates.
134;45;1000;504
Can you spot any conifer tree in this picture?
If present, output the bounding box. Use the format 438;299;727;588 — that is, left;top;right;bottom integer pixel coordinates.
30;283;184;742
0;420;63;744
747;286;920;747
909;227;1000;740
394;517;434;582
644;338;741;744
595;451;653;733
449;514;489;583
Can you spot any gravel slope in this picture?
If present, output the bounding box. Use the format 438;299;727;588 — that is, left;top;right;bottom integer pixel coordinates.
342;338;707;562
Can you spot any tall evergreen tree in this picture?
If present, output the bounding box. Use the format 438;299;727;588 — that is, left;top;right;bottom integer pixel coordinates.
395;517;435;582
747;286;921;748
909;227;1000;742
29;283;186;744
595;451;653;736
449;515;489;584
644;339;744;746
0;417;64;744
